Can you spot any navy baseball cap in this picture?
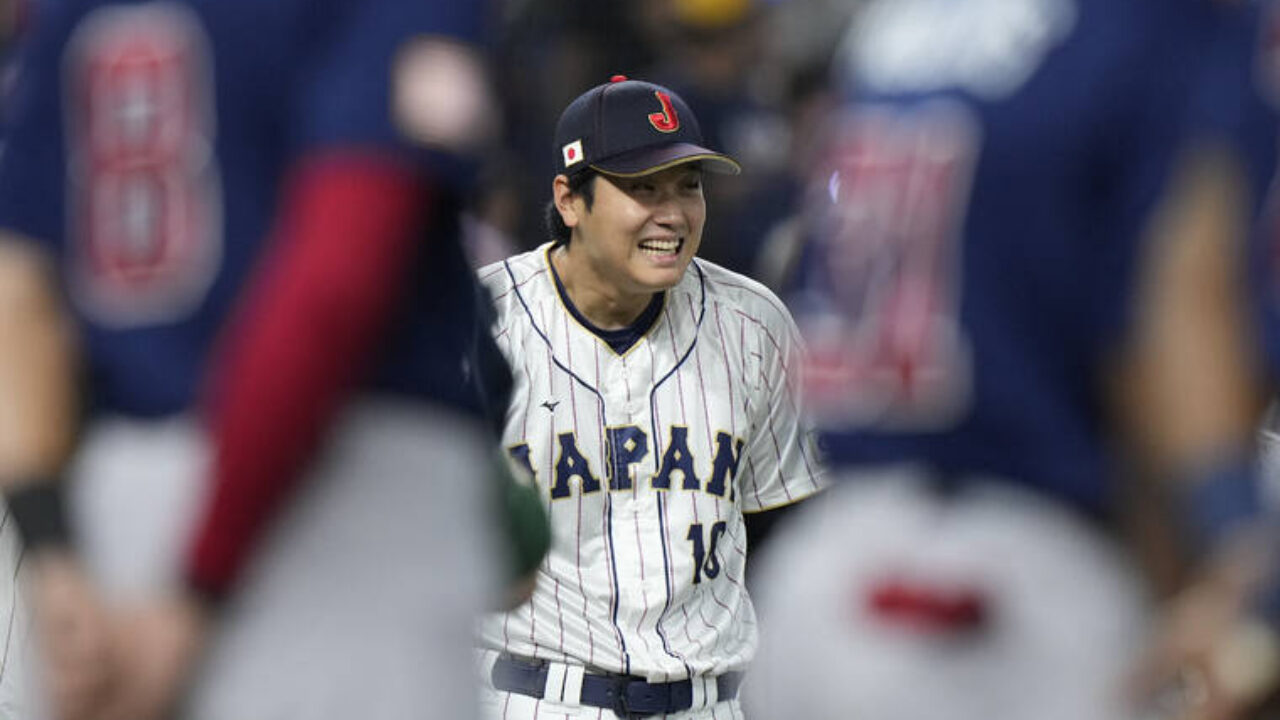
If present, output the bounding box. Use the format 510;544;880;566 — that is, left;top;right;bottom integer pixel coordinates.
554;75;741;178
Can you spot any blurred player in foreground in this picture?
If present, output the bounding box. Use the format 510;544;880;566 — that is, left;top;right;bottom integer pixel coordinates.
474;75;825;718
744;1;1279;718
0;0;547;718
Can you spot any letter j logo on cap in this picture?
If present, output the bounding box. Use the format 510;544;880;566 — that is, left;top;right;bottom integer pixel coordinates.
649;91;679;133
563;139;584;167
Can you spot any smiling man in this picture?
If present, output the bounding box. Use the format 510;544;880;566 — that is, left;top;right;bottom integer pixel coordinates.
475;76;825;719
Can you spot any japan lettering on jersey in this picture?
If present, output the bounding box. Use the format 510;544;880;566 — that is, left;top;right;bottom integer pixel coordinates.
477;245;823;680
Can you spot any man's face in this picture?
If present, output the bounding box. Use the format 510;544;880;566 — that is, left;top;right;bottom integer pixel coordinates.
571;164;706;297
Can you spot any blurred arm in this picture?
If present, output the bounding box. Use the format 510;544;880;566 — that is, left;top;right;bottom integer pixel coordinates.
91;155;432;720
117;25;504;720
0;234;78;493
1110;143;1262;498
0;235;118;720
1112;143;1276;718
185;152;429;602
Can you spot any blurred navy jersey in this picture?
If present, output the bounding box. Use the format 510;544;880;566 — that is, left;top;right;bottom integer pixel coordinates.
0;0;496;418
788;0;1211;517
1200;1;1280;383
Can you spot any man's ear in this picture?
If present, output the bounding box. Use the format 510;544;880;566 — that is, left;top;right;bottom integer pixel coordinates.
552;175;580;229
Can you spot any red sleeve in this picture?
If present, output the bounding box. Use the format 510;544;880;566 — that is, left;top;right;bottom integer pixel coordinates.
185;151;430;599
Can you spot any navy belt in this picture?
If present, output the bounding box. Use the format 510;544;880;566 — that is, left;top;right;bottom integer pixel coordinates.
490;654;743;717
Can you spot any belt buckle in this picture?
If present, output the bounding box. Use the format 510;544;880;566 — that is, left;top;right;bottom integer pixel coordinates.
611;675;635;718
617;675;678;718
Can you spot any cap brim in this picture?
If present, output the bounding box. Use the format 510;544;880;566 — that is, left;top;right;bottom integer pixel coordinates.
591;142;741;177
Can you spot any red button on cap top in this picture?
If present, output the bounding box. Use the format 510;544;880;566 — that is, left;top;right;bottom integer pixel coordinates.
610;74;628;83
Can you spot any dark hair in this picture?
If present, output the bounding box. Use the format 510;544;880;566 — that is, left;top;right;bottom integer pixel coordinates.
545;171;598;246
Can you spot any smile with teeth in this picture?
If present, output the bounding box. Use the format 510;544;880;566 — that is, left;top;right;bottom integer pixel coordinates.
639;237;683;256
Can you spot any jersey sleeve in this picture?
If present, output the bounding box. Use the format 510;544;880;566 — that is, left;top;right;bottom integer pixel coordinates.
0;0;74;245
738;303;826;513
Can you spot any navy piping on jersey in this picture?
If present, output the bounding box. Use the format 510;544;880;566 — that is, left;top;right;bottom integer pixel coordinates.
647;260;707;678
653;494;693;675
502;258;632;674
548;257;665;355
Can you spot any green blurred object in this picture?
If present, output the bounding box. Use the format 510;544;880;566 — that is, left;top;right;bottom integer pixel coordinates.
495;453;551;580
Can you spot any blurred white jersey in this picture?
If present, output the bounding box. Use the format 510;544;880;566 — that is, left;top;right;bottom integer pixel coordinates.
744;468;1151;720
477;243;824;685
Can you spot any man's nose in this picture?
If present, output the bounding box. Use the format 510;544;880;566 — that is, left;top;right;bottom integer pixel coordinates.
650;190;684;226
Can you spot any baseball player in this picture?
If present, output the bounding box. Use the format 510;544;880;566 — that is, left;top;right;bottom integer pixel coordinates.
475;75;825;719
743;0;1280;718
0;1;537;719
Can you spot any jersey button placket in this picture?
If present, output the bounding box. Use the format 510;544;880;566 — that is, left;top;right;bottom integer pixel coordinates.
625;359;648;418
615;359;638;418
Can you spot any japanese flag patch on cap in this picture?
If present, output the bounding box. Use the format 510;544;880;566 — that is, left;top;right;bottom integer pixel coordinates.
562;139;584;168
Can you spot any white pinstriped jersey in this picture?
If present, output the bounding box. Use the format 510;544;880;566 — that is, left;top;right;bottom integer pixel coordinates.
476;242;824;682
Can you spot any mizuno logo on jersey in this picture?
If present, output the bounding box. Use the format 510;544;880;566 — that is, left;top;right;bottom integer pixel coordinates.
508;426;745;500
